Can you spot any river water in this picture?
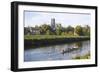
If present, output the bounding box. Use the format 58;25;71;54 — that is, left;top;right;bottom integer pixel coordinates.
24;40;90;62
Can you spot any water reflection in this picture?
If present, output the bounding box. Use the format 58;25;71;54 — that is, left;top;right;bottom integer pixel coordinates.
24;41;90;62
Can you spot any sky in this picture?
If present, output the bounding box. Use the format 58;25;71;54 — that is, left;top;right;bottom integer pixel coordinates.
24;11;91;27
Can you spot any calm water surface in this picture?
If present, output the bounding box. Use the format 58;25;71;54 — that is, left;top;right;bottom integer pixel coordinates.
24;40;90;62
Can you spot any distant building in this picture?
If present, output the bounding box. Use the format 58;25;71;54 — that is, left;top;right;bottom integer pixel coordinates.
51;18;56;31
24;27;40;35
31;28;40;35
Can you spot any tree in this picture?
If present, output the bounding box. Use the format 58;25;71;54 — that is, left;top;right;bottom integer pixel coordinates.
24;27;32;35
56;29;61;35
66;26;74;36
82;25;90;36
56;23;62;35
46;30;51;35
75;25;83;36
39;24;51;34
66;26;74;32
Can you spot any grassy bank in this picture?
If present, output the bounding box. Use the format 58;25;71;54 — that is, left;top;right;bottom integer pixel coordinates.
25;35;90;40
73;53;90;59
24;35;90;49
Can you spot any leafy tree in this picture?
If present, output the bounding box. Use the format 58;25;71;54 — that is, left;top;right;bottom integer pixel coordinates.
61;32;65;35
66;26;74;33
46;30;51;35
24;27;32;35
66;26;74;35
56;29;61;35
75;25;83;36
82;25;90;36
39;24;51;34
56;24;62;35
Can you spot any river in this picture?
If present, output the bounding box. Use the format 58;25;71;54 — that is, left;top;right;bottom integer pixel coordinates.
24;40;90;62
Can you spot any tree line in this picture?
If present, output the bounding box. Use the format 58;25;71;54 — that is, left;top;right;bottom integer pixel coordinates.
24;24;90;36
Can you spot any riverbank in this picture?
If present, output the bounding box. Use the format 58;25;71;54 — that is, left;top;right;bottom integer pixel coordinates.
24;35;90;49
73;53;90;59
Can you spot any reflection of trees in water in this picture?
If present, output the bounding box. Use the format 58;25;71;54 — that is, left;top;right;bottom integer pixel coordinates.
72;42;83;58
47;46;56;54
74;42;82;48
46;46;56;60
45;42;84;58
61;42;83;55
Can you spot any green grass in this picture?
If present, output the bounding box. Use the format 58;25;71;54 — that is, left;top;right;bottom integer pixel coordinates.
73;53;90;59
24;35;90;40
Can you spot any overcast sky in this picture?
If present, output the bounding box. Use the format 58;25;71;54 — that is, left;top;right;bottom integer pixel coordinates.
24;11;91;27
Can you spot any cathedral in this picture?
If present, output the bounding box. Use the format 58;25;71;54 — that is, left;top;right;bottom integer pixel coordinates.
51;18;56;31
